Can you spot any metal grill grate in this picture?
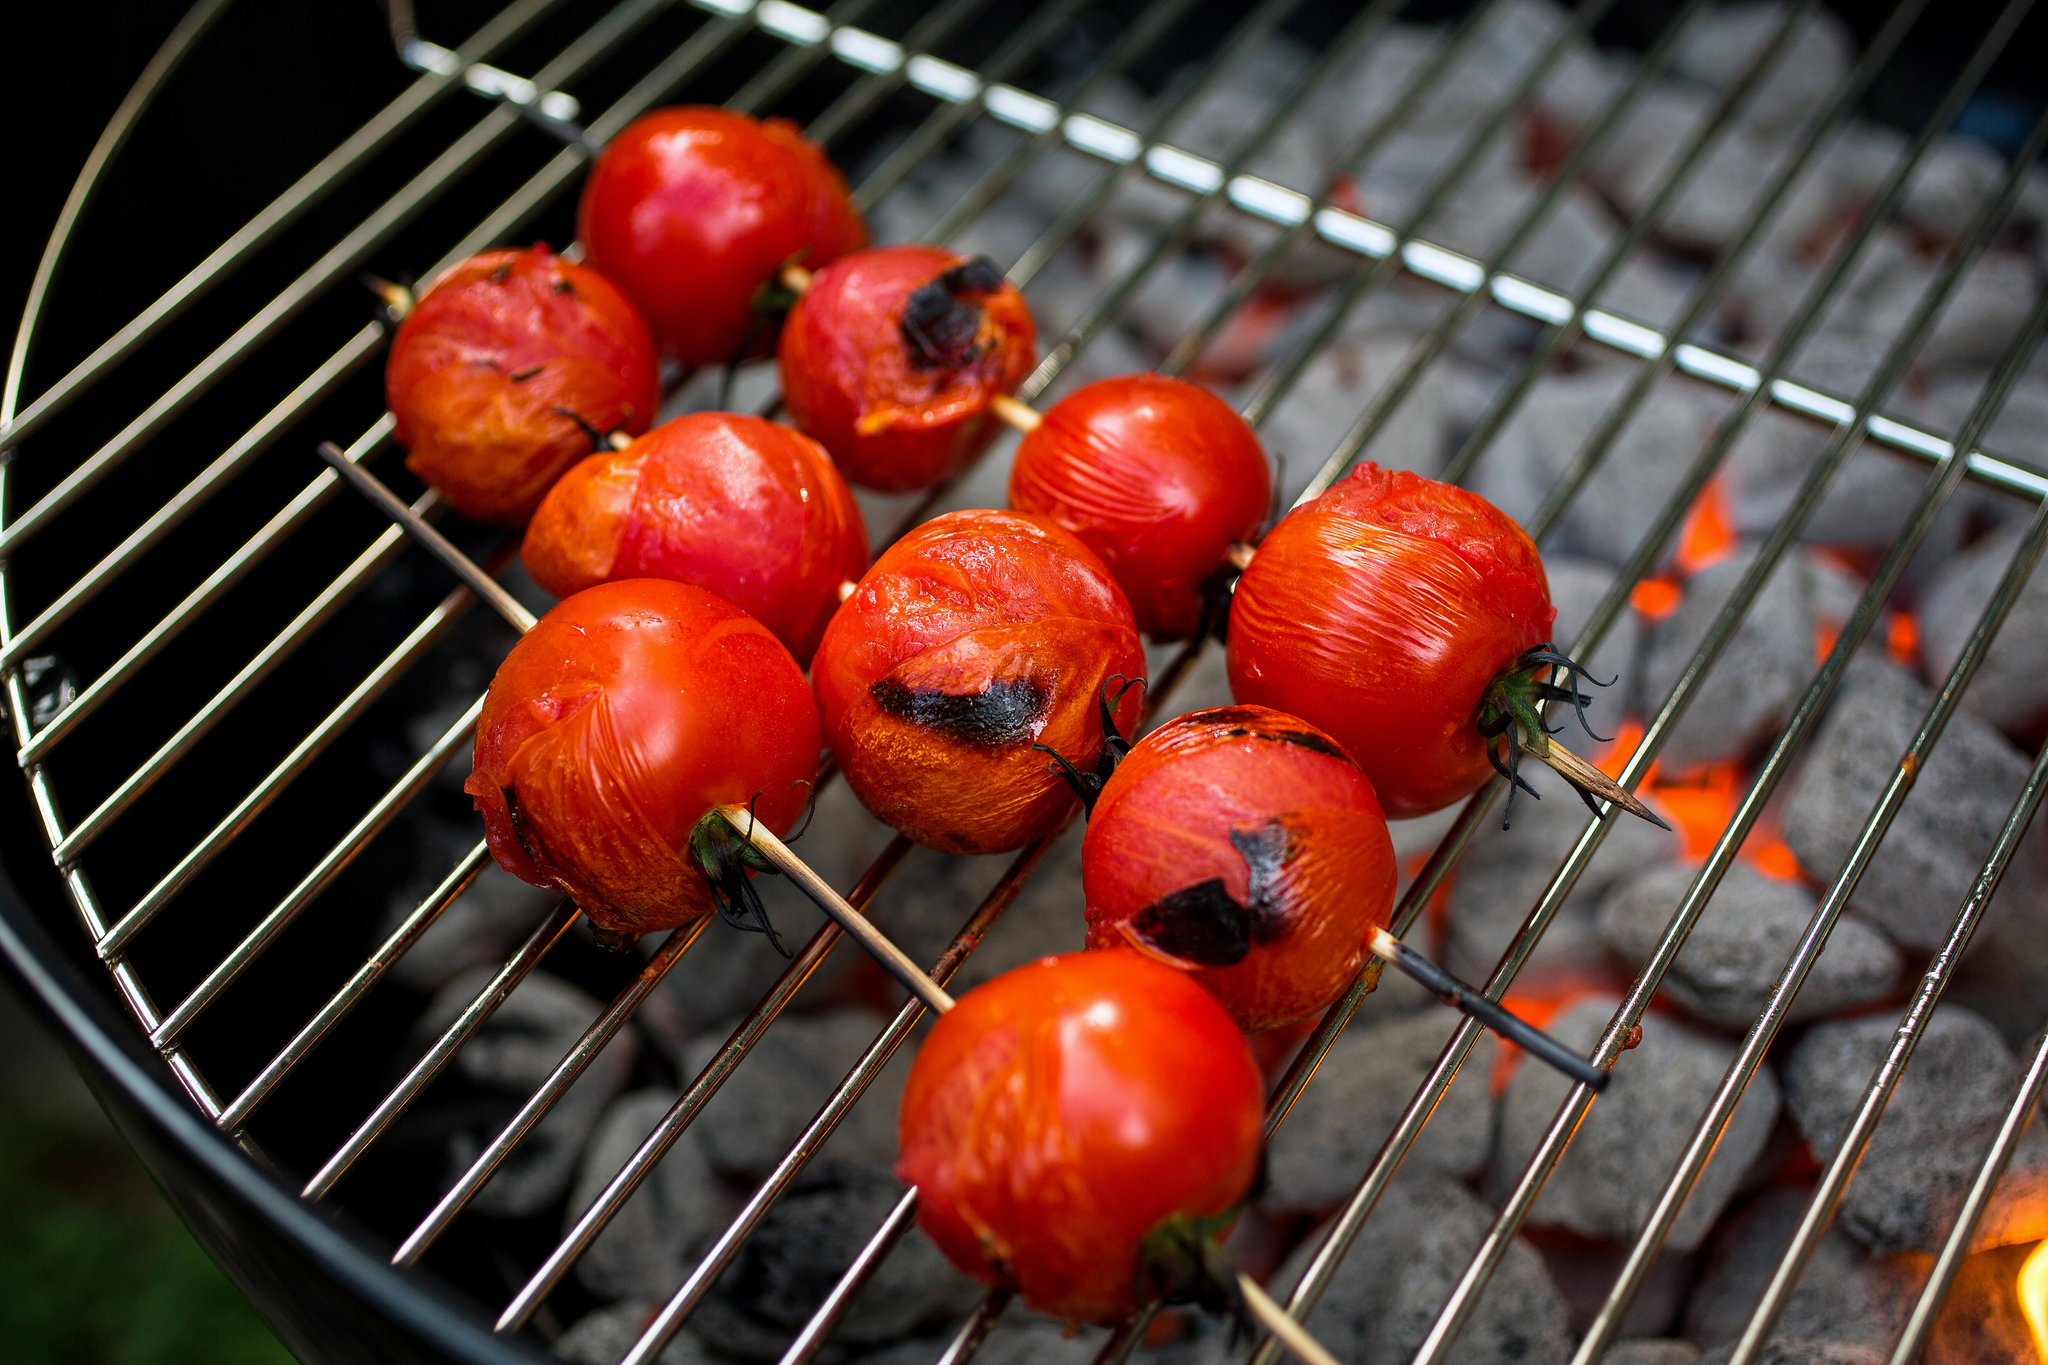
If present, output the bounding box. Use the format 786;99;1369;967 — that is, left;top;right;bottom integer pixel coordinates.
8;2;2048;1364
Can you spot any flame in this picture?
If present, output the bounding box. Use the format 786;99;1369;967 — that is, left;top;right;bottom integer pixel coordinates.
2021;1238;2048;1362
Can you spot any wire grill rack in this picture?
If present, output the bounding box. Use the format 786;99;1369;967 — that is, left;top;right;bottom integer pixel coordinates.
8;1;2048;1363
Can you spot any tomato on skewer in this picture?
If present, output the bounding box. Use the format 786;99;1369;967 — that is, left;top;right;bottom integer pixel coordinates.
385;244;659;525
1009;374;1270;641
780;245;1036;491
467;579;820;949
578;106;866;365
1079;704;1397;1032
1226;463;1657;828
896;948;1264;1326
813;509;1146;855
521;412;868;665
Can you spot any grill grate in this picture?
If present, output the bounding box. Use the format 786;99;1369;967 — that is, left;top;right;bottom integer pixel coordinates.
8;2;2048;1364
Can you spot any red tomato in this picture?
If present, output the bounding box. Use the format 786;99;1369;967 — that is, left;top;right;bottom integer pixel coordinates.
1008;375;1270;640
813;509;1146;855
1226;463;1556;818
779;245;1036;491
521;412;869;665
385;245;659;525
1083;704;1397;1031
577;107;866;365
897;949;1265;1325
466;579;820;945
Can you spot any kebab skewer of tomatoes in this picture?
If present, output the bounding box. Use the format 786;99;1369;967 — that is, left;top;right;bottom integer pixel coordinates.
768;251;1663;834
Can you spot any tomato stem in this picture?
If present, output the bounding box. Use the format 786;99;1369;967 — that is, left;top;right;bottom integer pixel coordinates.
688;801;791;957
1476;644;1669;832
1035;675;1145;815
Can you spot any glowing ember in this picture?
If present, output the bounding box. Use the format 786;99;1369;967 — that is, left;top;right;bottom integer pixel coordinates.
1674;473;1737;575
1591;723;1805;878
2021;1238;2048;1363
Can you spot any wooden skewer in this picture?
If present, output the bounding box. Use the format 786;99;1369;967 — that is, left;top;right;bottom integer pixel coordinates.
989;392;1042;432
1368;927;1607;1092
1527;740;1670;832
779;261;815;295
1239;1274;1342;1365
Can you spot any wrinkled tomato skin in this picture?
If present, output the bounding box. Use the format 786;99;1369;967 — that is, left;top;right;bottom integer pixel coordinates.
1009;375;1270;640
385;245;659;525
578;107;866;364
521;413;869;665
1226;464;1555;818
814;509;1146;855
1082;705;1397;1032
466;579;819;939
897;949;1264;1325
779;245;1037;492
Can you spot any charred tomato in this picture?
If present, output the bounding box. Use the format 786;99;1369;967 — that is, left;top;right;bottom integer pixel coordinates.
896;948;1264;1325
779;245;1036;491
1226;463;1558;818
467;579;819;947
1008;374;1270;640
385;244;659;525
577;106;866;365
813;509;1146;855
1082;704;1397;1032
522;412;869;665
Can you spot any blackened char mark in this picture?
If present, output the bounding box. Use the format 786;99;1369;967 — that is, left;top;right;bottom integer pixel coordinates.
1229;822;1293;944
1127;879;1252;967
870;674;1048;746
1276;729;1346;759
899;256;1004;372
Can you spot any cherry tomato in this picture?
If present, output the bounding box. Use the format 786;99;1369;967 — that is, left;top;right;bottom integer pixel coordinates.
1082;704;1397;1031
521;412;869;665
897;948;1265;1325
779;245;1036;491
466;579;819;946
1008;375;1270;640
813;509;1146;855
577;107;866;365
385;245;659;525
1226;463;1556;818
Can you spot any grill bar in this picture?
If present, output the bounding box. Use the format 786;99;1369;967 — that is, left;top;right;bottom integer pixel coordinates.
1571;256;2048;1362
0;0;568;452
1410;13;2046;1359
11;4;2048;1364
1889;1024;2048;1363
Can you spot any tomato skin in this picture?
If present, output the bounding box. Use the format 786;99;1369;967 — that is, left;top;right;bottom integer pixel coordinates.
466;579;819;939
521;413;869;665
897;949;1265;1325
577;107;866;364
1008;375;1270;640
385;245;659;525
813;509;1146;855
779;245;1036;491
1082;705;1397;1032
1226;464;1555;818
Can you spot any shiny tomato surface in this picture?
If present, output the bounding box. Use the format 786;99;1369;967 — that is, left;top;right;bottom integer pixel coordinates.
813;509;1145;855
1009;375;1270;640
780;245;1036;491
385;245;659;524
897;949;1264;1325
467;579;819;941
1227;464;1555;818
1083;705;1396;1031
521;412;869;665
577;107;865;364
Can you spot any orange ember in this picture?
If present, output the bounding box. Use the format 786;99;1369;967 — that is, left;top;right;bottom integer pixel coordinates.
1592;723;1806;878
1630;576;1683;621
1887;610;1921;669
1675;473;1737;575
1491;984;1610;1095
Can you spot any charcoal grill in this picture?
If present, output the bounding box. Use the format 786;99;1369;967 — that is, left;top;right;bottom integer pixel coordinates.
5;1;2048;1363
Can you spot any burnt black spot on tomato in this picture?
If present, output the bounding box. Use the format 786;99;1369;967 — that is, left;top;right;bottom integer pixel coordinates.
490;262;514;283
1127;879;1252;967
552;277;576;295
1276;729;1346;759
1229;821;1294;944
509;363;546;382
502;786;542;863
871;675;1049;746
900;256;1004;372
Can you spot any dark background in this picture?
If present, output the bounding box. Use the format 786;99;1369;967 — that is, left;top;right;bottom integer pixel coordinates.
0;2;2043;1362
